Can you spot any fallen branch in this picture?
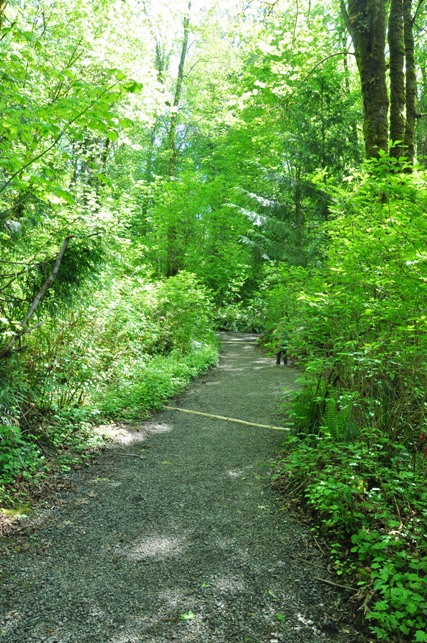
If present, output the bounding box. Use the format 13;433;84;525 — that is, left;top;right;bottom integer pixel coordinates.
24;236;73;328
312;535;326;556
314;577;356;592
164;406;291;432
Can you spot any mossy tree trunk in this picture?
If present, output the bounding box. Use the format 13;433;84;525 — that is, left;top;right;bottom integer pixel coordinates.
403;0;416;164
342;0;389;158
388;0;406;157
418;65;427;165
342;0;419;164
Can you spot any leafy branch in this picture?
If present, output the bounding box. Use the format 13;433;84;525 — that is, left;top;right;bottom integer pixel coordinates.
0;76;128;195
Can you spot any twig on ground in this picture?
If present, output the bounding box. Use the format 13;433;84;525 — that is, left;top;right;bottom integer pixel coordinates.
314;576;356;592
312;534;326;555
165;405;291;431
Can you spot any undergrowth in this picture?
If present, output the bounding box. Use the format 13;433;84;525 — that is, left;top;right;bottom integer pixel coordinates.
97;345;218;420
267;162;427;641
0;271;218;507
273;428;427;642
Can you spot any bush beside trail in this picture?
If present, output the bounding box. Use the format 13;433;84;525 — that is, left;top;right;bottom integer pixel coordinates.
247;162;427;642
0;272;217;507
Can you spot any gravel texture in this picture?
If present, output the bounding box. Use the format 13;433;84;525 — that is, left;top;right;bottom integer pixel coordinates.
0;333;368;642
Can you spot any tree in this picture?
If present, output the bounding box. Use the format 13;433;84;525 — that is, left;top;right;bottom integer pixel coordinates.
165;3;192;276
0;0;147;358
403;0;417;162
389;0;406;157
341;0;389;158
341;0;421;161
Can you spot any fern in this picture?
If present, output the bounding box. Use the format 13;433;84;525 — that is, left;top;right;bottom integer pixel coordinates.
321;393;357;441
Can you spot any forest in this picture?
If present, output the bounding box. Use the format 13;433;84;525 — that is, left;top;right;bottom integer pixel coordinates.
1;0;427;639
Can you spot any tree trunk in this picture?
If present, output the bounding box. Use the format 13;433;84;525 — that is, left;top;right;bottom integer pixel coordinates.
167;7;191;179
140;40;168;221
418;65;427;165
341;32;360;155
388;0;406;157
0;236;73;358
403;0;416;164
166;3;191;277
341;0;389;158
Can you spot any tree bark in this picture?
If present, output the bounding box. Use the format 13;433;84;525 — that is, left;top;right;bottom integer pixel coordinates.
341;31;360;154
167;8;191;179
388;0;406;157
341;0;389;158
418;65;427;165
403;0;416;164
166;3;191;277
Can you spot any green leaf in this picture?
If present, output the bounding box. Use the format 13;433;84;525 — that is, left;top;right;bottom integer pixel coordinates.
96;173;112;186
179;610;195;621
123;80;143;93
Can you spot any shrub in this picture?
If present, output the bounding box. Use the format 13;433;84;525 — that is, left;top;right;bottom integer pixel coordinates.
99;345;218;420
0;269;218;504
269;160;427;640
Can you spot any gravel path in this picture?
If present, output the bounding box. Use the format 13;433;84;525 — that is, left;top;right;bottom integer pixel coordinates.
1;333;367;642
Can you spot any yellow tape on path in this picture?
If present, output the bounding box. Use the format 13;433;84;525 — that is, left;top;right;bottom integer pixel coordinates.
164;406;291;432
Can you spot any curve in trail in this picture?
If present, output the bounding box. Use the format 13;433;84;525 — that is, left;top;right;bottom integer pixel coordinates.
0;333;366;642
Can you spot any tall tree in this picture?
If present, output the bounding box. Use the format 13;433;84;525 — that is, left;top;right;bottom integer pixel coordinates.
341;0;389;158
165;3;191;276
167;4;191;178
403;0;417;163
389;0;406;156
341;0;421;161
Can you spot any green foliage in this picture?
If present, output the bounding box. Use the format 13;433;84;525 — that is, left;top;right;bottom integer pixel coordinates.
267;161;427;451
1;3;426;639
268;159;427;640
0;265;217;504
0;362;42;494
0;397;97;503
155;272;214;352
141;169;254;301
274;433;427;640
0;424;41;486
215;297;267;332
352;529;427;640
99;346;218;420
93;271;217;418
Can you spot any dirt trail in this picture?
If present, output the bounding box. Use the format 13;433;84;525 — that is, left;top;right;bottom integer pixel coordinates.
0;333;366;642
